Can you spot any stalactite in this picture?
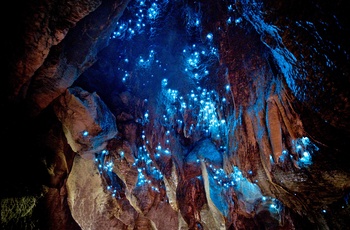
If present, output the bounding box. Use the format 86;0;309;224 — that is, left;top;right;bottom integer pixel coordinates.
266;97;283;163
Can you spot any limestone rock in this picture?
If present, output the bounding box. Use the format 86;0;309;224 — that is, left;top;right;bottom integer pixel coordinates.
54;87;117;158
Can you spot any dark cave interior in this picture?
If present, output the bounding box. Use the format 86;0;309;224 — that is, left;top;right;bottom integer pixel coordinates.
1;0;350;229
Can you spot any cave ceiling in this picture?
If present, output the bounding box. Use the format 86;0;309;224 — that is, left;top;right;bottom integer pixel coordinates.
2;0;350;229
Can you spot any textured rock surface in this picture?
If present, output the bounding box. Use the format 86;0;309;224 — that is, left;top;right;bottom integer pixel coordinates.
54;87;118;158
2;0;350;229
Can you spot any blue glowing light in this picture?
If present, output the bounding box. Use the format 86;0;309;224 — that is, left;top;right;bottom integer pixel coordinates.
292;136;319;168
161;78;168;87
206;33;213;40
235;17;242;24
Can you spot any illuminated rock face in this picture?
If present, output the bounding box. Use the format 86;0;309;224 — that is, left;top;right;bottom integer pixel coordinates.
2;0;350;229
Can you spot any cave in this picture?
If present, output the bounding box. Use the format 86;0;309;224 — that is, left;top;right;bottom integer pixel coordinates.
2;0;350;229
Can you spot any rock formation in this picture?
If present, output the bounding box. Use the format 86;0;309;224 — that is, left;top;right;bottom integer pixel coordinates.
2;0;349;229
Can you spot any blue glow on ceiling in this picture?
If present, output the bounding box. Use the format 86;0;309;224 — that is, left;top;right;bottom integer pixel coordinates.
88;0;326;221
